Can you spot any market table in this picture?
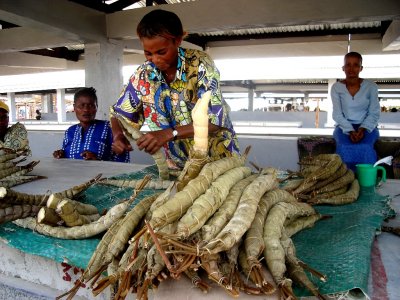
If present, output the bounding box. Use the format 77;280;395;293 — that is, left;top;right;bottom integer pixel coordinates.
0;158;399;300
0;158;149;300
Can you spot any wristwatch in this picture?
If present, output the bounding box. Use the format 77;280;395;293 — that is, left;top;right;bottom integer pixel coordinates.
172;128;178;140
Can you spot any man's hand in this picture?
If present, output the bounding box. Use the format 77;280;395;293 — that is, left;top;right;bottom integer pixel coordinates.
112;134;133;154
81;150;98;160
53;149;65;159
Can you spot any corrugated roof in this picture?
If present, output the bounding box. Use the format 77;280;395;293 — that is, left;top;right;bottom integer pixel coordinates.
122;0;197;10
65;0;388;44
198;21;382;37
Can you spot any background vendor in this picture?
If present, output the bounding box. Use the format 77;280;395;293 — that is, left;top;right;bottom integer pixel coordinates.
331;52;380;171
0;101;31;154
53;87;130;162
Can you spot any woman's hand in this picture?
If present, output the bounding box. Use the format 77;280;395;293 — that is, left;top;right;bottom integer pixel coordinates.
53;149;65;159
81;150;98;160
112;133;133;154
350;127;365;143
136;129;171;155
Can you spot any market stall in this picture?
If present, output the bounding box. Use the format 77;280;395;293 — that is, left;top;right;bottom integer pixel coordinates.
0;157;399;300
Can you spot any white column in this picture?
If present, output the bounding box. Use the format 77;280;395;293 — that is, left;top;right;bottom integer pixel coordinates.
84;41;124;120
42;94;52;113
7;92;16;123
325;79;336;127
248;88;254;112
56;89;66;122
304;92;309;108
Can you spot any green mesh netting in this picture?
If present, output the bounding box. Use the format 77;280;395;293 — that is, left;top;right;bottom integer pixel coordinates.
0;167;394;297
0;165;160;270
292;186;393;297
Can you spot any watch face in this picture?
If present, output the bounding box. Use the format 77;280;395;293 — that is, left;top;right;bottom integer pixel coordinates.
172;130;178;137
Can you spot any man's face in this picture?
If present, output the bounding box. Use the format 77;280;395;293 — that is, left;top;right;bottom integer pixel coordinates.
73;96;97;125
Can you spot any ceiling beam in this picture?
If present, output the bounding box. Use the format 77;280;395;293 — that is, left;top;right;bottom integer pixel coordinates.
0;27;82;53
208;36;397;60
382;20;400;51
145;0;168;6
24;48;83;62
0;0;107;42
68;0;108;12
0;52;69;69
106;0;400;39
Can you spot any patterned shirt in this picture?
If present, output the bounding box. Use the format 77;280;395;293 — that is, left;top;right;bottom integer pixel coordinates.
331;79;380;134
111;47;240;168
0;122;31;155
62;120;130;162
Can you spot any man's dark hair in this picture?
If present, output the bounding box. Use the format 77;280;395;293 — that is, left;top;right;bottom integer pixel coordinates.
137;9;184;39
345;52;363;64
74;87;98;105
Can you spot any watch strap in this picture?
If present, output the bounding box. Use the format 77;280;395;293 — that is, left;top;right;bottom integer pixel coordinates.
172;128;178;141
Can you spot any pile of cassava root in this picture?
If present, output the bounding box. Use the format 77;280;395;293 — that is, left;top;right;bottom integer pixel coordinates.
71;89;360;300
0;147;42;188
1;174;106;230
285;153;360;206
4;91;360;300
54;151;360;300
0;147;47;224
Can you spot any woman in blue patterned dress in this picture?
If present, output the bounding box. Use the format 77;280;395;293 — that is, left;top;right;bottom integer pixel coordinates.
110;9;240;170
53;87;130;162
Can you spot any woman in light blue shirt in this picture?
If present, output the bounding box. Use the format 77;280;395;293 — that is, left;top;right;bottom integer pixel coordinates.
331;52;380;171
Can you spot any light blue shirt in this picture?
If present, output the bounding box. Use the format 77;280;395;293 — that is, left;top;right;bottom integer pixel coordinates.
331;79;380;134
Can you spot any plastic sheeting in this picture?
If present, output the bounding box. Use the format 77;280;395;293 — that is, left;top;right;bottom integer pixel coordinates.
293;186;393;297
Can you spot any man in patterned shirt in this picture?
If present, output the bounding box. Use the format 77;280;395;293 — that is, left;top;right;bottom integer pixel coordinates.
110;9;240;169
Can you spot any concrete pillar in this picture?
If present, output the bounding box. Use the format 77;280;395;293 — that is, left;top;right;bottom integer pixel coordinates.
325;79;336;127
248;88;254;112
7;92;16;123
304;92;309;108
42;94;52;113
84;41;124;120
56;89;66;122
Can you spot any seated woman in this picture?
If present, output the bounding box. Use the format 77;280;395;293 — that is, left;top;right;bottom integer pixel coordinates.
53;87;130;162
331;52;380;171
0;101;31;154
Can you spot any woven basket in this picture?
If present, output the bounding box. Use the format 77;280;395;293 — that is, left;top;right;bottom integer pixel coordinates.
297;137;336;161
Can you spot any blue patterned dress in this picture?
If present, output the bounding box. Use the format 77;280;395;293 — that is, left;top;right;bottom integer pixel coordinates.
62;120;130;162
